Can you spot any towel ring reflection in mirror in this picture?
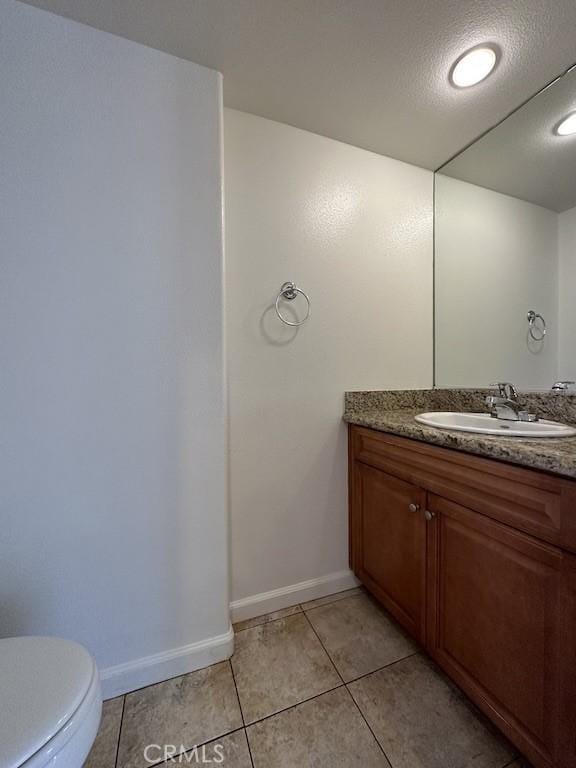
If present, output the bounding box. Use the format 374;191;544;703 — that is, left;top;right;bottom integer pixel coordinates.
527;310;546;342
275;282;311;327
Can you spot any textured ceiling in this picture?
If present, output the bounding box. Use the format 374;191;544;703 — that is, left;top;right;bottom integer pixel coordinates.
440;66;576;212
18;0;576;169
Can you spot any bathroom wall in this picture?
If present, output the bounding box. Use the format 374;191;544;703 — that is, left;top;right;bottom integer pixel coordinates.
1;1;229;697
225;109;433;615
435;174;558;389
558;204;576;380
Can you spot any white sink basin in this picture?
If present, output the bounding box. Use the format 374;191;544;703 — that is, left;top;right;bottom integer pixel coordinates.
415;412;576;438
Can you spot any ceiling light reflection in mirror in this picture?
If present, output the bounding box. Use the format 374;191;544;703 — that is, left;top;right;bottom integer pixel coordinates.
555;111;576;136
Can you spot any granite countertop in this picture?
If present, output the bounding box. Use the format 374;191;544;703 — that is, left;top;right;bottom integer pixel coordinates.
344;390;576;479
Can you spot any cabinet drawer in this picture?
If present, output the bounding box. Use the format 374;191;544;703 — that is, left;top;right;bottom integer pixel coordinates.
350;425;576;553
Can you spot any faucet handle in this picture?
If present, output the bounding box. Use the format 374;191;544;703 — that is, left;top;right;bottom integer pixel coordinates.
490;382;518;401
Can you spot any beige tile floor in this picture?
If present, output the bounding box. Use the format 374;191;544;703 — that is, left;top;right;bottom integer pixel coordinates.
84;588;530;768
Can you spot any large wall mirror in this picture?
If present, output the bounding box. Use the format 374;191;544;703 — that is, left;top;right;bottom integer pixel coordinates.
435;65;576;390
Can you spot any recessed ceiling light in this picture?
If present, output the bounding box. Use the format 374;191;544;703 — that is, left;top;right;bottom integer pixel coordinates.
450;45;498;88
555;112;576;136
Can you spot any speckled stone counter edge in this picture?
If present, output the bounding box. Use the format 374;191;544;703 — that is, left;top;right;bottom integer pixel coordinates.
344;389;576;425
344;389;576;479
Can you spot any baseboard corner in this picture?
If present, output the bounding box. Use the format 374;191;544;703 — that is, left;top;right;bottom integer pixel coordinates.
230;569;360;623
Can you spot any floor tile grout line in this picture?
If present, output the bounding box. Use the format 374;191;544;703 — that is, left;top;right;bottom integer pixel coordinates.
228;659;256;768
304;606;420;689
228;659;247;727
301;590;366;616
111;663;241;768
113;593;414;768
232;589;364;633
110;671;249;768
243;682;346;729
344;684;395;767
344;650;420;686
137;727;247;768
301;610;346;685
116;689;519;768
115;662;248;768
109;594;364;704
233;606;304;634
243;728;256;768
106;611;519;768
107;641;349;768
113;695;126;768
346;658;519;768
301;609;395;766
235;594;415;683
110;631;414;768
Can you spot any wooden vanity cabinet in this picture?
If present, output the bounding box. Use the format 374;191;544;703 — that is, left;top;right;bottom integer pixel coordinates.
348;425;576;768
352;462;427;642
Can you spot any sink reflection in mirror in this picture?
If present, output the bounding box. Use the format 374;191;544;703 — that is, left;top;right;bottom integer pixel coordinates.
435;64;576;391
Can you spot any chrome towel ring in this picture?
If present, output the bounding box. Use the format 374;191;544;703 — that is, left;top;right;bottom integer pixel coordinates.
275;281;311;327
527;310;546;341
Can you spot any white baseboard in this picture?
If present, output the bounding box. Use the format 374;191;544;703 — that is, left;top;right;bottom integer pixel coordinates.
99;624;235;699
99;570;358;698
230;569;360;623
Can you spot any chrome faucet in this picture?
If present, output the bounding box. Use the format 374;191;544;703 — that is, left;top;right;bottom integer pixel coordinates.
552;381;575;393
485;382;537;422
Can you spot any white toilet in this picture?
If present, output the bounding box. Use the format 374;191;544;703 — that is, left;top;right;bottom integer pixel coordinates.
0;637;102;768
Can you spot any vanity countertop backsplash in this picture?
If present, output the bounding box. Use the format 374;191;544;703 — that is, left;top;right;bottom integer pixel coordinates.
344;389;576;479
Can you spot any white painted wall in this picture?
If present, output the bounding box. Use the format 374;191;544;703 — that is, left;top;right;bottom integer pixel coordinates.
435;174;558;389
558;205;576;381
1;1;229;697
225;109;433;610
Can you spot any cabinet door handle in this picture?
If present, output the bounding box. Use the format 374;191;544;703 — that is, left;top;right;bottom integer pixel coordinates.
424;509;436;521
408;503;420;513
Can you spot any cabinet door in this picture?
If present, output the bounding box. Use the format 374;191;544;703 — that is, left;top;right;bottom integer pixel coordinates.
351;461;426;642
558;555;576;768
427;494;565;768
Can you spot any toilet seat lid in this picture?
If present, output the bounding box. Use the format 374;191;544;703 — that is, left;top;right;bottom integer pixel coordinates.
0;636;96;768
